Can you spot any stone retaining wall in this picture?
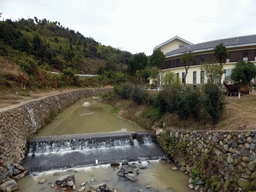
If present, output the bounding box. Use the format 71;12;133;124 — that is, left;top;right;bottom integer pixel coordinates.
158;130;256;192
0;88;113;178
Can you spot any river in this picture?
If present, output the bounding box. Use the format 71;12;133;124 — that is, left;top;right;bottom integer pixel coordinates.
18;97;193;192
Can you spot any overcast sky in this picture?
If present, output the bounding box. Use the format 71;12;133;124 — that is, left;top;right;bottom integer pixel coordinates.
1;0;256;55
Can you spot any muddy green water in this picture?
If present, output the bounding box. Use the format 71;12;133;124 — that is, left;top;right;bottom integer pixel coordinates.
18;161;193;192
37;98;142;136
18;97;193;192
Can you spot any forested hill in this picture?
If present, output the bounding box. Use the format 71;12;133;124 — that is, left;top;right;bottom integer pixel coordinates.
0;17;133;74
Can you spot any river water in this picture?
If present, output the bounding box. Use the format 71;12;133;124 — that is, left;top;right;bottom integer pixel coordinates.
18;97;193;192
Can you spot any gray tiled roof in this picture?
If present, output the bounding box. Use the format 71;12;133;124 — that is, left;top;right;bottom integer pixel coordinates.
165;34;256;58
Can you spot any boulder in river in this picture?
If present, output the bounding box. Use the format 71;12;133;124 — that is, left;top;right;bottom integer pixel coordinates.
55;175;75;188
0;179;18;191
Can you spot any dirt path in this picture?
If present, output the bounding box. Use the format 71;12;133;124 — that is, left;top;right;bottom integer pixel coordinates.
0;86;113;111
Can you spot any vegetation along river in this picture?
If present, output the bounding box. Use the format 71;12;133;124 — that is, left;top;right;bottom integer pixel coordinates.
18;97;193;192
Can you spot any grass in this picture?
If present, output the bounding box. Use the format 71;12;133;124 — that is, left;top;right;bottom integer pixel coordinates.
18;92;30;96
111;107;120;114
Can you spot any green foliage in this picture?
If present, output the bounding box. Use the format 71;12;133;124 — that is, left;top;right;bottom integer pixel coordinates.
201;83;225;124
111;107;120;114
231;60;256;88
150;50;165;68
177;90;200;120
201;62;223;84
113;83;132;99
213;43;228;65
163;72;182;88
180;51;196;86
131;86;148;105
141;107;159;123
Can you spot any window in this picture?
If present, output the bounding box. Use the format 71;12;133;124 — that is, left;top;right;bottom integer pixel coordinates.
182;72;185;83
215;75;220;84
225;69;230;80
226;52;230;63
179;44;185;48
254;50;256;61
243;50;249;62
200;71;204;84
200;55;205;62
176;59;179;67
193;71;197;84
177;73;179;78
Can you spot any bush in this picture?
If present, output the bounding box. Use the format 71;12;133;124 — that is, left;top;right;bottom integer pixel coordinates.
131;86;148;105
153;91;171;118
201;83;225;124
177;90;200;120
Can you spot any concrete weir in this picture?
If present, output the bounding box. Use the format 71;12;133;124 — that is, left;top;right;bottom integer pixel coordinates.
22;131;166;172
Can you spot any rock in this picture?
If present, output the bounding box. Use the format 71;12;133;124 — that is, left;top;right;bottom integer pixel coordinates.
82;102;90;107
248;162;255;171
213;147;222;156
232;154;238;159
242;157;251;162
238;178;250;189
251;172;256;180
0;179;18;192
77;186;85;191
194;185;200;190
12;170;29;180
242;174;250;179
126;173;138;182
146;184;152;188
111;162;120;167
227;156;233;163
51;184;54;188
122;161;129;165
241;149;249;156
55;175;75;188
80;181;88;186
172;167;178;171
242;162;248;168
188;184;194;189
38;179;46;184
156;129;163;135
245;143;250;149
251;143;256;150
67;180;74;187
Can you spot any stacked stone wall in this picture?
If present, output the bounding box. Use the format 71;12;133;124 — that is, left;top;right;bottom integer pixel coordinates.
159;130;256;192
0;88;113;178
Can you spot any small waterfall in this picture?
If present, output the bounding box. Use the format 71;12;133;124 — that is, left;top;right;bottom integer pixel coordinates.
23;131;165;172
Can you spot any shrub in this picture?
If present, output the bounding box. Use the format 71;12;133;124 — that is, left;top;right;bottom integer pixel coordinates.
201;83;225;124
177;90;200;120
114;83;131;99
131;86;148;105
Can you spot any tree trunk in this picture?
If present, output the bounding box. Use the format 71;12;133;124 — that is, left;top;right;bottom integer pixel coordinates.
219;63;223;89
238;88;241;99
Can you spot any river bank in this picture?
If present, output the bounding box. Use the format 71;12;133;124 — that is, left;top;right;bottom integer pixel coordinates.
104;94;256;191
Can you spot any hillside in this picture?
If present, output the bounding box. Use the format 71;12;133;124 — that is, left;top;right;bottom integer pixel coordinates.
0;17;132;92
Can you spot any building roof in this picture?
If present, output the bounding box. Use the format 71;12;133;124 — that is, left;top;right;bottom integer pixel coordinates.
165;34;256;58
153;36;193;51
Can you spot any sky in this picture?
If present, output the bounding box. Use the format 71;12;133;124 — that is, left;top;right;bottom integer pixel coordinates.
1;0;256;56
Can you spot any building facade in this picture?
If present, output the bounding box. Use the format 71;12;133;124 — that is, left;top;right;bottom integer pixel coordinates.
155;35;256;85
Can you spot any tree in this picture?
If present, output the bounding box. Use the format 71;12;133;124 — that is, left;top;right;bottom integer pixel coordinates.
133;52;148;71
201;62;222;84
150;50;165;68
150;50;165;88
213;43;228;86
231;60;256;99
180;51;196;87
